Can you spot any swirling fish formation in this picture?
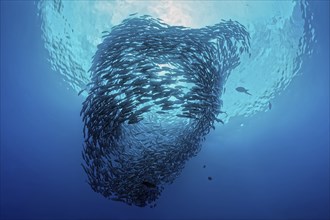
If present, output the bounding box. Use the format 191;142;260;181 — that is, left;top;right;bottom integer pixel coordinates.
81;15;250;207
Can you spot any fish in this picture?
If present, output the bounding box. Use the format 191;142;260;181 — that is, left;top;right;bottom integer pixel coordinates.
215;118;224;124
142;181;157;189
219;110;227;116
268;101;272;110
208;176;212;181
78;89;86;96
235;86;251;95
127;115;143;124
156;111;167;114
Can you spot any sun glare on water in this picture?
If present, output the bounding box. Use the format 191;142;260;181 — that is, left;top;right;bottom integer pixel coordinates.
38;0;315;124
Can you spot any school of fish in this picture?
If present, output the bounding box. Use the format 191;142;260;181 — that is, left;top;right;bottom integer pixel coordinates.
80;15;250;207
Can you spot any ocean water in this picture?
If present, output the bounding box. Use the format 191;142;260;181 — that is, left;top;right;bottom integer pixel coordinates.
0;1;329;220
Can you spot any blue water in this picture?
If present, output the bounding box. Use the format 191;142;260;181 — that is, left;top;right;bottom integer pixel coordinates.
1;1;329;220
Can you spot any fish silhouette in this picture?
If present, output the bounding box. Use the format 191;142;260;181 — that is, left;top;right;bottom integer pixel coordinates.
235;86;251;95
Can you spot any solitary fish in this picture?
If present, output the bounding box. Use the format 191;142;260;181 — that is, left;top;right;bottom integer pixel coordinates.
235;87;251;95
208;176;212;181
268;101;272;110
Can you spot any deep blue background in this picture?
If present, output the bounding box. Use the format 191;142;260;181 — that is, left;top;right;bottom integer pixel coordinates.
1;1;329;220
